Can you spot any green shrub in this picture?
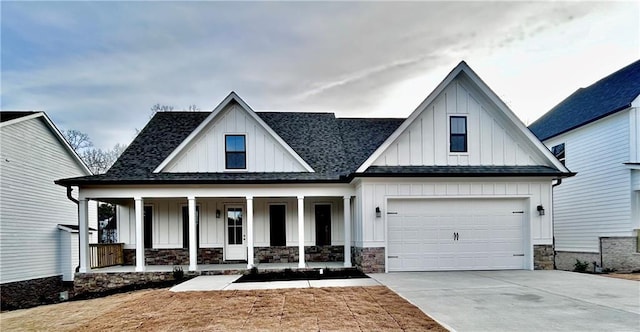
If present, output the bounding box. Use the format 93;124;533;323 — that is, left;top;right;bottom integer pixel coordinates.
172;266;184;280
573;259;589;272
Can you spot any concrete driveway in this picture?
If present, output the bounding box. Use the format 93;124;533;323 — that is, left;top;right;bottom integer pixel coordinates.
370;270;639;332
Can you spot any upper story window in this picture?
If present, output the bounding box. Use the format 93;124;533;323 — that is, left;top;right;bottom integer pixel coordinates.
450;116;467;153
225;134;246;169
551;143;565;165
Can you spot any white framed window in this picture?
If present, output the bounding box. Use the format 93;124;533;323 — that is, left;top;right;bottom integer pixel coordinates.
225;134;246;169
449;116;468;153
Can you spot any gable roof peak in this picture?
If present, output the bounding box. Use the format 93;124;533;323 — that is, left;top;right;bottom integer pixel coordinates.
153;92;315;173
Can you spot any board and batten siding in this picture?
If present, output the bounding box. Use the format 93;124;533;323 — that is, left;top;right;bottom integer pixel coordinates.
373;77;547;167
165;104;307;172
545;110;634;252
354;178;552;248
117;197;344;249
0;117;89;283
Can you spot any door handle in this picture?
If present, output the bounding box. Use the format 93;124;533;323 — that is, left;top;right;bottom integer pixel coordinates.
453;232;459;241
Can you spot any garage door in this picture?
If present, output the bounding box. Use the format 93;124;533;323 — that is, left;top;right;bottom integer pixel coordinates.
387;198;526;271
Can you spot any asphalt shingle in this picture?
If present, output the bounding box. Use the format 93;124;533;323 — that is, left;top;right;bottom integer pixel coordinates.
529;60;640;141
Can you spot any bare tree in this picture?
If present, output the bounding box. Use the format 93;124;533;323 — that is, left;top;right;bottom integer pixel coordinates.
63;129;127;174
63;129;93;151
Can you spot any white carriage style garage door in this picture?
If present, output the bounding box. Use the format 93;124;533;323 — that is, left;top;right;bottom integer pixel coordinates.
387;198;527;272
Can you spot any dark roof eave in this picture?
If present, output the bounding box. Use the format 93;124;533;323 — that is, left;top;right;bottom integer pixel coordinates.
55;177;351;186
537;104;632;141
351;172;575;179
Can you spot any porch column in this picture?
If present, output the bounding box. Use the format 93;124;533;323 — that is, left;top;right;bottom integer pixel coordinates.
188;196;197;272
246;196;254;269
78;198;91;273
343;196;352;267
134;197;145;272
298;196;305;268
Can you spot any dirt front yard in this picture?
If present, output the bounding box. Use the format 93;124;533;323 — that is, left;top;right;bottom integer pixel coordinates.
1;286;446;331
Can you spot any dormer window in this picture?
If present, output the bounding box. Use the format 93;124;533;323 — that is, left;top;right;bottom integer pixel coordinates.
225;134;246;169
450;116;467;153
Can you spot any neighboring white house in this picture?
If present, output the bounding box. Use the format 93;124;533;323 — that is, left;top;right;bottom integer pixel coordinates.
0;111;95;309
529;60;640;272
58;62;572;276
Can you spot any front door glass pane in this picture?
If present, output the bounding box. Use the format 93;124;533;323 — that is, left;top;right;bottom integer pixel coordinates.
227;208;243;245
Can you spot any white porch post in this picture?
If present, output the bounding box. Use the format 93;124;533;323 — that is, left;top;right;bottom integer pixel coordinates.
78;198;91;273
134;197;145;272
246;196;254;269
343;196;352;267
188;196;197;272
298;196;305;268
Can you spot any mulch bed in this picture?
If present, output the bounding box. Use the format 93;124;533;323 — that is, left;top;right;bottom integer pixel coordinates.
0;286;447;331
236;268;368;283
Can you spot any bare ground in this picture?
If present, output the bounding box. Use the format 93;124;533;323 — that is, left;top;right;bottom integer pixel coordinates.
1;286;446;331
603;273;640;281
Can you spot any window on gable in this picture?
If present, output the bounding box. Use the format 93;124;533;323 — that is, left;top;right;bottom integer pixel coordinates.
450;116;467;153
225;135;246;169
551;143;565;165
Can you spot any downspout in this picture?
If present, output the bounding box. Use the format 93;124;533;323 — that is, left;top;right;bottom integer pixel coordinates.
65;186;81;274
66;186;79;204
551;178;562;269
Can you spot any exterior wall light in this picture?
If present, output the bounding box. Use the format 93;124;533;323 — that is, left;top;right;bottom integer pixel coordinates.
537;205;545;216
216;209;221;218
375;207;382;218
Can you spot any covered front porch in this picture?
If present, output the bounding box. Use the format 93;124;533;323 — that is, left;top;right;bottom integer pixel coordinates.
77;184;356;274
88;261;346;274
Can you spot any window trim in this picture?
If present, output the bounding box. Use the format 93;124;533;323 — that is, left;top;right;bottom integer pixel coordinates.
224;134;247;170
551;143;565;165
449;115;468;153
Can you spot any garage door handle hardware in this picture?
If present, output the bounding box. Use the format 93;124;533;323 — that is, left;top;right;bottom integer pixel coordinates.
453;232;459;241
512;211;524;214
387;212;398;215
513;254;525;256
387;256;399;258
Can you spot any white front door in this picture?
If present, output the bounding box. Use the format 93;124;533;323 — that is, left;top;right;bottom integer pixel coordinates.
225;206;247;260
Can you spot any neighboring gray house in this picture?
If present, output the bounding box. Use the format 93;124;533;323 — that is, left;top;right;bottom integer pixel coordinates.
0;111;95;309
58;62;572;281
529;60;640;272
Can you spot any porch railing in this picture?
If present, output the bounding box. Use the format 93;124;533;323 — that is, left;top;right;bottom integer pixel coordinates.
89;243;124;268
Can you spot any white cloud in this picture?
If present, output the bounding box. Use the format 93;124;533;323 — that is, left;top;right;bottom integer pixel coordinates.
1;1;637;148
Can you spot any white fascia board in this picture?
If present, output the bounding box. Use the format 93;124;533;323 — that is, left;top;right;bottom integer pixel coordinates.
459;64;571;174
355;64;464;173
1;112;92;175
40;112;93;175
0;112;43;128
153;92;314;173
355;61;570;174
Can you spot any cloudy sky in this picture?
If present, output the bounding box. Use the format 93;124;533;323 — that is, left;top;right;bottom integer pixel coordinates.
2;1;638;150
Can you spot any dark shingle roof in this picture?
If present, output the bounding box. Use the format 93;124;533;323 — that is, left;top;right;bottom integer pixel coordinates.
57;106;564;186
529;60;640;141
337;118;405;172
364;165;570;177
0;111;39;123
108;112;210;177
58;111;405;185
